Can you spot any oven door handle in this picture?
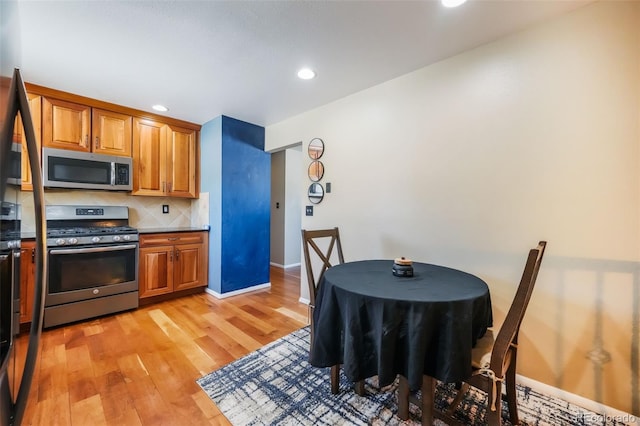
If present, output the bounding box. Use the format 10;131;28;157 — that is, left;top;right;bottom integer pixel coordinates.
49;244;138;255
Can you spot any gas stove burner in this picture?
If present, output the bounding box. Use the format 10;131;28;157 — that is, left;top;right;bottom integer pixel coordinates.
46;227;139;247
45;205;138;247
90;225;138;234
47;225;138;237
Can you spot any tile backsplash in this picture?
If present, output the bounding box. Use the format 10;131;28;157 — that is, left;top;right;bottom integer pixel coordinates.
18;189;202;232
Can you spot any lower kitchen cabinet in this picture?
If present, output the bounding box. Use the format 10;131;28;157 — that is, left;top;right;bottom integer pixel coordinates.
138;231;208;299
19;241;36;324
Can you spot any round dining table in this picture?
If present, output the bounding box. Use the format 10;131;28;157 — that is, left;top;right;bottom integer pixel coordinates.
309;259;493;392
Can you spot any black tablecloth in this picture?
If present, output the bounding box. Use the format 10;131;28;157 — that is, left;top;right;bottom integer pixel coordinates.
309;260;493;391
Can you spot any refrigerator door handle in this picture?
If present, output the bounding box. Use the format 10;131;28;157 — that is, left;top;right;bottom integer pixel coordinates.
8;68;47;426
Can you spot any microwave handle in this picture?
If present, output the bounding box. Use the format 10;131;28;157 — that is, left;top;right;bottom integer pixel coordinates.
111;162;116;186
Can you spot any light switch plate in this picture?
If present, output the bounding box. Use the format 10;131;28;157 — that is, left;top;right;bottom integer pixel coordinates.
162;205;169;214
305;205;313;216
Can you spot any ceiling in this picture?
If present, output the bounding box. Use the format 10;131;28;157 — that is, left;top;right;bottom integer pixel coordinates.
16;0;592;127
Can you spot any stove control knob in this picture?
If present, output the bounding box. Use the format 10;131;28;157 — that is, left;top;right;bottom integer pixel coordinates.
56;239;66;246
113;235;121;242
91;236;101;243
123;235;131;241
68;238;78;245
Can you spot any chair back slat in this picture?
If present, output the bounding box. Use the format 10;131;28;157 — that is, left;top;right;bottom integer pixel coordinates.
301;227;345;307
490;241;547;372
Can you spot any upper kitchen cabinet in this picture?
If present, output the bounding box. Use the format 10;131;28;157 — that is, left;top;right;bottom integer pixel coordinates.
91;108;132;156
14;93;42;191
166;125;197;198
42;97;90;151
42;97;132;156
132;118;165;196
25;83;201;197
132;118;199;198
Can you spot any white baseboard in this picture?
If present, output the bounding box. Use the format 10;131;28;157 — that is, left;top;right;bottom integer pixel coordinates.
205;282;271;299
270;262;302;269
517;374;636;421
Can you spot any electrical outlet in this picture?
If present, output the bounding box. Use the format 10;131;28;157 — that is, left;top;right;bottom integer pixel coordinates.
162;205;169;214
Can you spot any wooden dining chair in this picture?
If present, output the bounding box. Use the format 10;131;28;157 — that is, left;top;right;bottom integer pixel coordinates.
398;241;547;425
301;227;364;395
301;228;345;330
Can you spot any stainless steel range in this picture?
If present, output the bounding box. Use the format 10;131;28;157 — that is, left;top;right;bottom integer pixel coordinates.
44;205;138;328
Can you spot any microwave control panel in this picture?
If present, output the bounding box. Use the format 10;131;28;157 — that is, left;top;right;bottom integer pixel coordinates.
115;163;130;185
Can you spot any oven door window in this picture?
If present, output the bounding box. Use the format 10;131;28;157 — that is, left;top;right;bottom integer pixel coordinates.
48;245;136;294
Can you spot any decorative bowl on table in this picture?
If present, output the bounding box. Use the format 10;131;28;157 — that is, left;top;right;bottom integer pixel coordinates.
392;257;414;277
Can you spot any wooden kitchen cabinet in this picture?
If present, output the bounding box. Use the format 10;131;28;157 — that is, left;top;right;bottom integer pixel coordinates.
132;118;165;196
138;231;208;299
19;241;36;324
138;244;173;297
132;118;198;198
42;97;90;151
166;125;197;198
14;93;42;191
42;97;132;156
91;108;133;156
25;83;201;197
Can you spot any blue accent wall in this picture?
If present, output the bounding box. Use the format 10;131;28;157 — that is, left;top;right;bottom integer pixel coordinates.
200;115;270;294
220;116;270;293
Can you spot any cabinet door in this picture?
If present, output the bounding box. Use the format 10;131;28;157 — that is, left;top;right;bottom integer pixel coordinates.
19;242;36;324
139;245;174;298
92;108;132;157
19;94;42;191
166;125;198;198
132;118;166;196
42;97;91;152
173;242;206;291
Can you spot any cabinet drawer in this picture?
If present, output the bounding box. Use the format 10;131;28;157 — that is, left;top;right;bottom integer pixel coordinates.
140;232;205;247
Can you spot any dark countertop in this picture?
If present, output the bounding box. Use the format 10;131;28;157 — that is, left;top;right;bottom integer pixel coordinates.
137;227;210;234
20;227;209;240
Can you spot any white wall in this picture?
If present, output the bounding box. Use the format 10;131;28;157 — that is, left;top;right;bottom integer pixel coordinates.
266;1;640;414
284;147;302;266
270;147;302;268
270;151;286;266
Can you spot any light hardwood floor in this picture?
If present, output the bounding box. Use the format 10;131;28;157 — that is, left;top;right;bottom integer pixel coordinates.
17;266;307;425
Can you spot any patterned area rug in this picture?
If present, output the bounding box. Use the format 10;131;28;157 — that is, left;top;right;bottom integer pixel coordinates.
197;327;632;425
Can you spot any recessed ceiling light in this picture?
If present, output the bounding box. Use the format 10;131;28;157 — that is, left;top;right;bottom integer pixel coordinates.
297;68;316;80
152;104;169;112
441;0;467;7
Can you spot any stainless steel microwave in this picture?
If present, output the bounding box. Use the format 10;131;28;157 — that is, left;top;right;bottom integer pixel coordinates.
6;142;22;186
42;147;132;191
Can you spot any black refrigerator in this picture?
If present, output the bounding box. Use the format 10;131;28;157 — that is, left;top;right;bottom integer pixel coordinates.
0;1;47;424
